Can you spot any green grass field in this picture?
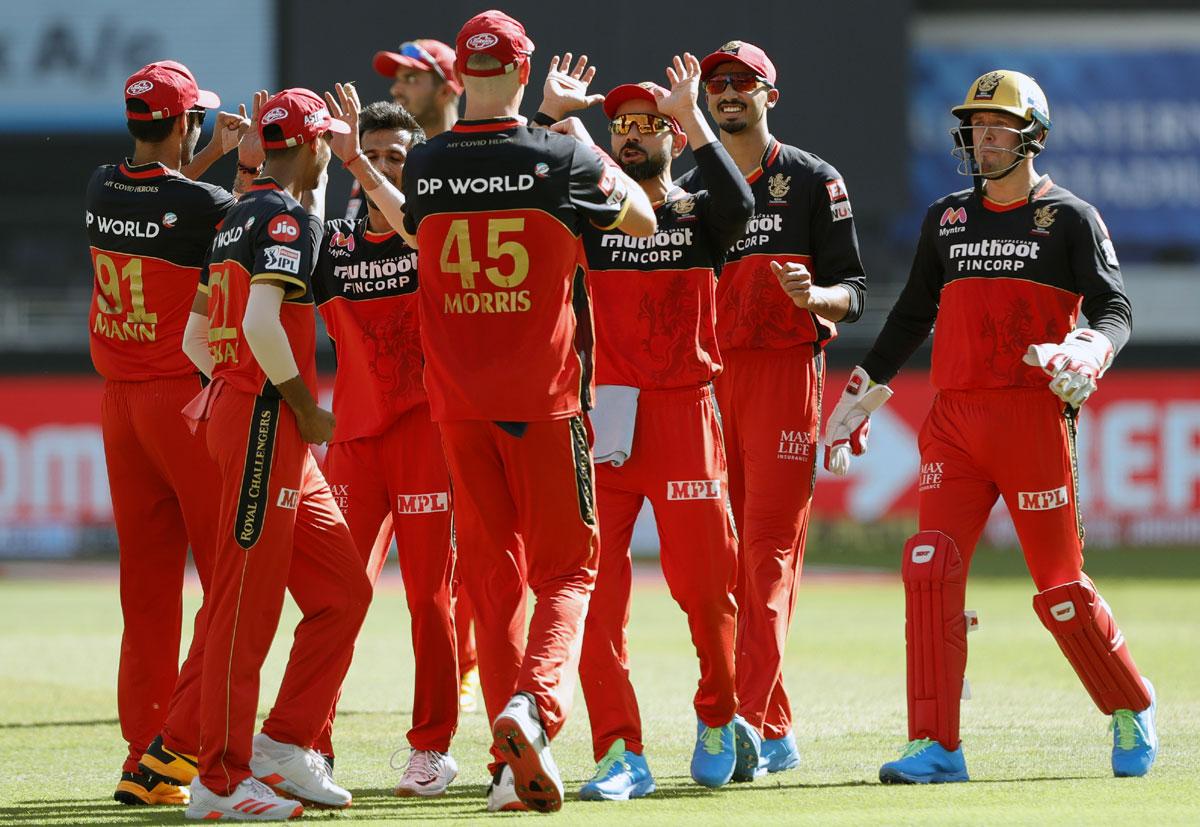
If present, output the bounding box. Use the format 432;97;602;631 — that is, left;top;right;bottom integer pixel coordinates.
1;549;1197;825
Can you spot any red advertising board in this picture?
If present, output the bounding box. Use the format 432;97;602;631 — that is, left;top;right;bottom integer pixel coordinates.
0;371;1197;555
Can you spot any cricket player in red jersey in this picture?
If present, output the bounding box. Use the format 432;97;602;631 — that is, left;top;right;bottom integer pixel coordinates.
306;101;461;796
395;10;656;812
535;54;758;795
179;88;374;821
86;60;260;806
824;70;1157;783
358;37;482;715
675;41;867;775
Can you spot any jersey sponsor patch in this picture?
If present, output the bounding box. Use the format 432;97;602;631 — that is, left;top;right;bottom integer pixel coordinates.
825;177;848;202
263;245;301;274
396;492;449;514
1101;238;1119;268
268;213;301;242
1018;486;1069;511
666;479;723;500
276;487;299;509
830;200;853;222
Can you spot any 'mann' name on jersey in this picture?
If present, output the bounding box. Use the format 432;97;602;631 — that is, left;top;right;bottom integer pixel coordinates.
402;117;629;423
85;159;234;380
583;143;752;391
676;138;867;352
861;176;1133;390
201;179;322;398
313;217;423;443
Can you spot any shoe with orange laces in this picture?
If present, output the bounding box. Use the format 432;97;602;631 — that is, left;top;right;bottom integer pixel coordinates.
184;776;302;821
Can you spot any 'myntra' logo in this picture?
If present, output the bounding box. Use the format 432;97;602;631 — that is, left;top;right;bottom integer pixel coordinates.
667;480;722;500
940;207;967;226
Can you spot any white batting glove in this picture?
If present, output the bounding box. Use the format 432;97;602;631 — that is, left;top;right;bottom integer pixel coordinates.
1022;328;1114;408
823;366;894;476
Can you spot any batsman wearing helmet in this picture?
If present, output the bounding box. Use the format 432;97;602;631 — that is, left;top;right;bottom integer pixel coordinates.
825;70;1157;783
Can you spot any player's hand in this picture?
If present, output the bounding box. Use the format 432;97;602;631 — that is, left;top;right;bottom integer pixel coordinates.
215;110;250;154
237;90;268;169
1022;328;1114;408
325;82;362;163
652;52;702;122
772;261;813;309
549;116;595;147
823;366;894;476
297;406;336;446
540;53;603;121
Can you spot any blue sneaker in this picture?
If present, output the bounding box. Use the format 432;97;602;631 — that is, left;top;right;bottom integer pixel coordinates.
690;718;736;788
578;739;656;801
761;731;800;773
731;716;765;782
1112;677;1158;778
879;739;969;784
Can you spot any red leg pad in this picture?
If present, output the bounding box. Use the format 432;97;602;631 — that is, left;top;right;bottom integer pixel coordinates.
1032;580;1150;714
902;530;967;750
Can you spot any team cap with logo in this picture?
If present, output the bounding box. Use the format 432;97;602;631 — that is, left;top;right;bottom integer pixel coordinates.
124;60;221;121
373;39;463;94
455;10;535;78
257;88;351;150
603;83;681;132
698;40;777;85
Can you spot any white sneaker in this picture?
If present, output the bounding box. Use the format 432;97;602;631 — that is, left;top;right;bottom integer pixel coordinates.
249;732;352;809
486;764;529;812
184;776;302;821
392;749;458;797
491;693;564;812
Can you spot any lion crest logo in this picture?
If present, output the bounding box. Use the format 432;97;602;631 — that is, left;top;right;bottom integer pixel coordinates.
973;72;1005;100
720;40;743;53
1033;205;1058;229
768;173;791;200
671;194;697;216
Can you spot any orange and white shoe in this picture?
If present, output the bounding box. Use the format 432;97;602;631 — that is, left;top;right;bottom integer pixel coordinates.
114;770;189;806
250;732;352;809
184;776;302;821
139;733;199;786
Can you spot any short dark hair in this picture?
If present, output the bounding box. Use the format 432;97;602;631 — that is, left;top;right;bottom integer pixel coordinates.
125;99;203;143
358;101;425;146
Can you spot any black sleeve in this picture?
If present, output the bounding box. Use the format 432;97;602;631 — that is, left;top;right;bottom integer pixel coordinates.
400;146;422;236
810;169;867;323
673;164;703;194
1071;205;1132;355
312;220;339;305
251;203;319;301
860;211;943;384
569;141;630;230
692;143;753;253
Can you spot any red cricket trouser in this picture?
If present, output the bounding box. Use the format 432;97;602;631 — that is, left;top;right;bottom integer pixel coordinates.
580;384;738;761
101;375;218;771
913;387;1145;747
716;346;823;740
197;384;372;796
439;418;597;755
456;588;478;679
312;403;458;755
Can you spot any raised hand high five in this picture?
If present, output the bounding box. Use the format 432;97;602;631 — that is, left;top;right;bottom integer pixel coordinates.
540;53;604;121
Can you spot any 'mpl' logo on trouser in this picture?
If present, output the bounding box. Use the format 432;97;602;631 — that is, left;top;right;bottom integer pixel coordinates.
1018;486;1069;511
396;492;449;514
666;480;722;500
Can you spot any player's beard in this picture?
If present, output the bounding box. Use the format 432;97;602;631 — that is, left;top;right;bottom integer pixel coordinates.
715;98;751;134
181;127;201;166
618;143;668;181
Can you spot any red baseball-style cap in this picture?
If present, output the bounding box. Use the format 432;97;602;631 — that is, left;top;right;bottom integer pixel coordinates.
257;88;351;150
125;60;221;121
372;39;463;94
699;40;777;85
455;10;535;78
603;83;681;132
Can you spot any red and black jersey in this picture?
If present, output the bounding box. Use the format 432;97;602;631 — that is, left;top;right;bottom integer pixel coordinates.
201;178;323;398
85;159;234;380
676;138;867;352
313;217;423;443
584;143;753;391
861;176;1133;391
402;117;630;422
